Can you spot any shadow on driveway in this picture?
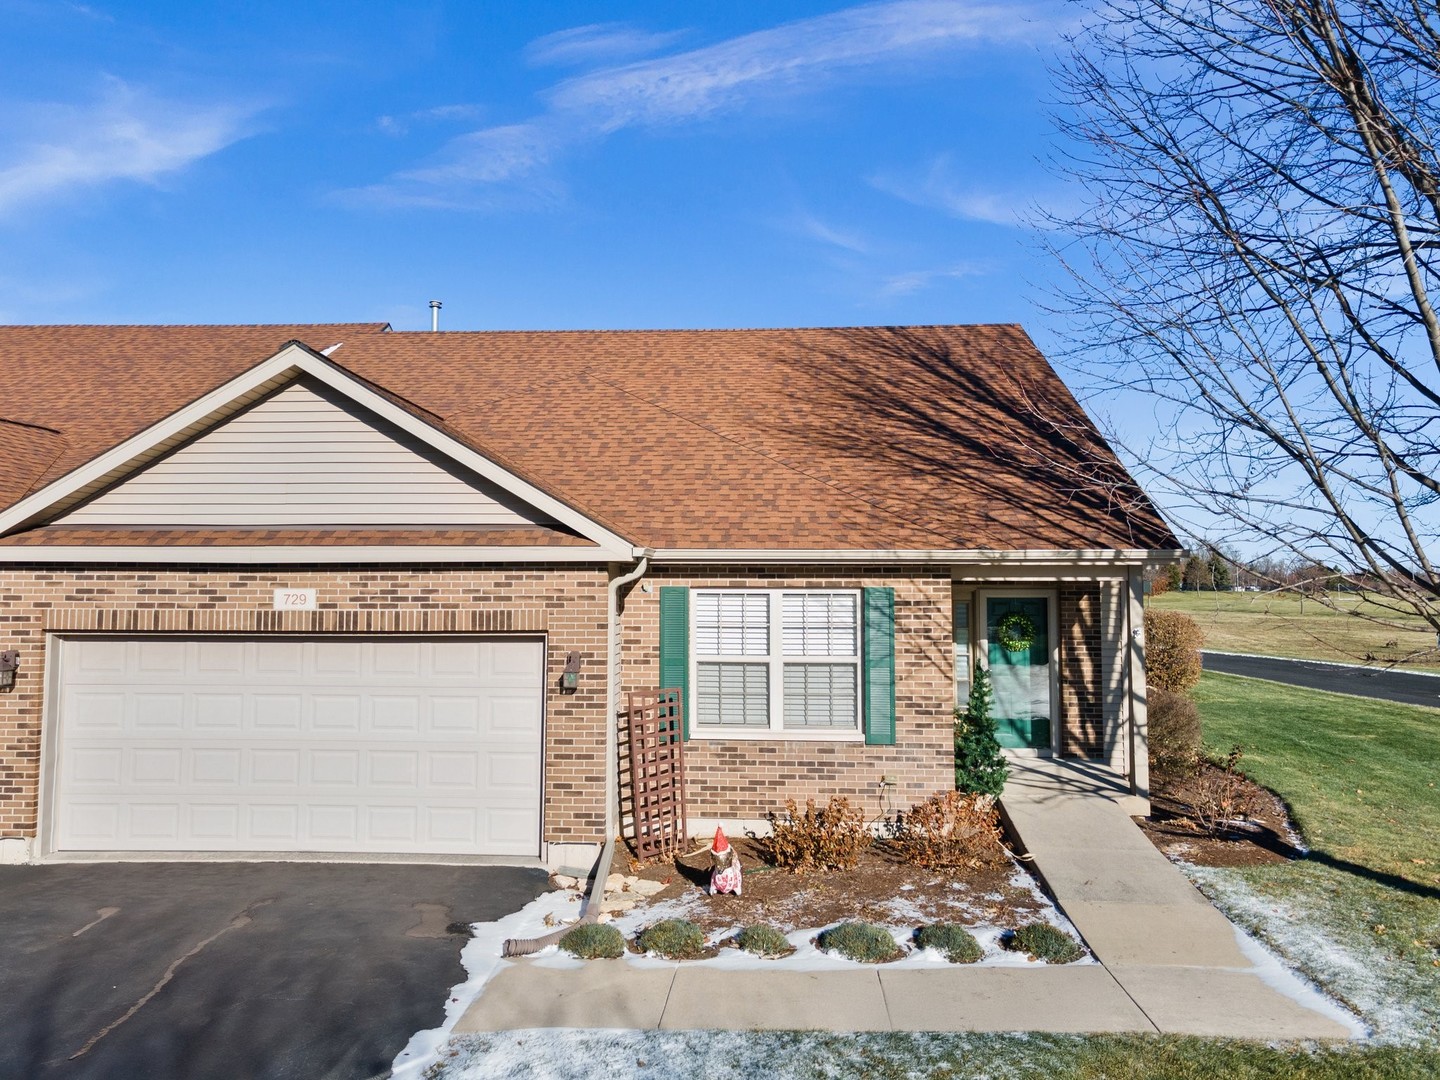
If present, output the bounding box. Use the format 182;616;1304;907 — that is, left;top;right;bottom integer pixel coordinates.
0;862;548;1080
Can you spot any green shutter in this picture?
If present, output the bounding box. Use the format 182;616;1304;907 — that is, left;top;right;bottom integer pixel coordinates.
659;586;691;739
862;586;896;746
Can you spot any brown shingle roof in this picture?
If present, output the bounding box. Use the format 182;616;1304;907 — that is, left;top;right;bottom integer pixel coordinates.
0;323;1177;552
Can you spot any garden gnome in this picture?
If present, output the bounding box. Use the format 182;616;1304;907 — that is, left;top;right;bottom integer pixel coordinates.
708;826;743;896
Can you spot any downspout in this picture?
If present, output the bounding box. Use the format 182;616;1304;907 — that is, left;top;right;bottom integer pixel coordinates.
503;553;649;957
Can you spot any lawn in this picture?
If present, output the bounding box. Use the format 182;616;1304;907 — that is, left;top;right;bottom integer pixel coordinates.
1184;673;1440;1047
1149;590;1440;670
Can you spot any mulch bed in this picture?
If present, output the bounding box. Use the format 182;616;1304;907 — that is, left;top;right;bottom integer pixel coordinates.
612;835;1050;936
1136;761;1305;868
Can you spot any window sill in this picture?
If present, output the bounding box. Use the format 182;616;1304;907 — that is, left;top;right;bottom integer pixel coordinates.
688;728;866;742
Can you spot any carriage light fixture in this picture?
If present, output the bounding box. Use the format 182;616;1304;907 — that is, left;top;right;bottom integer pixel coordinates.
560;651;581;694
0;651;17;693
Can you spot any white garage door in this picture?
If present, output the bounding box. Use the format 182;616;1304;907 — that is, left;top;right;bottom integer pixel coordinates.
50;636;544;857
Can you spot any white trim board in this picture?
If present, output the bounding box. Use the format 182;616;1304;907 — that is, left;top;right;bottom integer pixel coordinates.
0;342;636;558
0;545;616;564
654;549;1183;566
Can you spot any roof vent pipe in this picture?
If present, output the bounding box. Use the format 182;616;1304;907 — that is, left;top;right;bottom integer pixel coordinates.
429;299;442;332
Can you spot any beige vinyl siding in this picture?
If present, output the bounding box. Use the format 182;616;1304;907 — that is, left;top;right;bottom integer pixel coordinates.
1100;578;1128;769
57;379;556;529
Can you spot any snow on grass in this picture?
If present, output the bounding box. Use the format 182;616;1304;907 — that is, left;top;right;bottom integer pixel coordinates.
425;1030;1070;1080
1182;863;1433;1045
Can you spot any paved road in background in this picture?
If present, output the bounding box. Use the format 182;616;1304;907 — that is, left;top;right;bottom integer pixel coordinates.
1202;651;1440;709
0;862;548;1080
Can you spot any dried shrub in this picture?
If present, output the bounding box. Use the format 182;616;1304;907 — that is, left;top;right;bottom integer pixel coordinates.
559;923;624;959
636;919;706;960
764;796;869;873
894;791;1005;870
1144;610;1205;693
1148;686;1202;782
1007;923;1083;964
1193;745;1260;837
816;921;903;963
914;924;983;964
733;924;794;958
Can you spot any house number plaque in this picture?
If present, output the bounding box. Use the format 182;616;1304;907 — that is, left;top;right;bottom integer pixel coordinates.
273;588;318;611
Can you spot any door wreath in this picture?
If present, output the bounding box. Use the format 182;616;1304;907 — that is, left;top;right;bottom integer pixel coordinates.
995;612;1037;652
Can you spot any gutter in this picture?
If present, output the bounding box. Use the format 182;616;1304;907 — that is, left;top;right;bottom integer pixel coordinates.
503;553;649;958
648;548;1185;566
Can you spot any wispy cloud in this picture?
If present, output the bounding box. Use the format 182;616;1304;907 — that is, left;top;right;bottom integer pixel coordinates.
787;211;872;255
0;79;261;216
870;153;1069;227
347;1;1053;210
523;22;687;67
376;102;487;137
880;262;989;296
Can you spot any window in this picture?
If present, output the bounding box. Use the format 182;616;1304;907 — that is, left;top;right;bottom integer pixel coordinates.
953;597;971;712
693;589;861;737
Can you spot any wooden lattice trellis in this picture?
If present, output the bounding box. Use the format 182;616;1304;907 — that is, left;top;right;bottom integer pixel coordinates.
626;688;687;860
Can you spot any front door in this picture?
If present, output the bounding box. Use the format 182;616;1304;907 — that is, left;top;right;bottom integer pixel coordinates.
986;597;1053;750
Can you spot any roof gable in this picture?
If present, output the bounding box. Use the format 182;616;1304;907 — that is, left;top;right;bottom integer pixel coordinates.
49;378;558;530
0;342;635;557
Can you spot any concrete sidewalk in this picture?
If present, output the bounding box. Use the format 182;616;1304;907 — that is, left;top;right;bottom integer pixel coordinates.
1000;756;1352;1040
455;759;1355;1039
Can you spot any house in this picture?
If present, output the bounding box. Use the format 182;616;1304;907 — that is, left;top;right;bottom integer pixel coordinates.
0;323;1179;869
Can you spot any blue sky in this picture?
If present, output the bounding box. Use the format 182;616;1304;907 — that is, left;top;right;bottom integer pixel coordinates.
0;0;1077;339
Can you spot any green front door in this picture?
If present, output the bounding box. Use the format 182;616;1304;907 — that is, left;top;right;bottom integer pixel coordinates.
986;597;1052;749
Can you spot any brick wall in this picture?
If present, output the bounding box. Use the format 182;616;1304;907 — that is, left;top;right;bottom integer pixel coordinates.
0;564;610;844
1059;582;1104;758
618;567;955;824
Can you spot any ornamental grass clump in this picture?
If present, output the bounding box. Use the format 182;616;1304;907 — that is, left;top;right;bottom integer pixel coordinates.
1007;922;1083;964
816;921;904;963
915;924;983;964
764;795;870;873
733;924;794;958
558;923;625;959
636;919;706;960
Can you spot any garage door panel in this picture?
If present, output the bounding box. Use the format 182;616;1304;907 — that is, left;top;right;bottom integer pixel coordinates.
195;693;245;730
488;695;543;736
66;691;126;731
52;637;544;856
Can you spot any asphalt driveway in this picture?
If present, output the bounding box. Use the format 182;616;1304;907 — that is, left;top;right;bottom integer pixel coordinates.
0;861;548;1080
1202;650;1440;708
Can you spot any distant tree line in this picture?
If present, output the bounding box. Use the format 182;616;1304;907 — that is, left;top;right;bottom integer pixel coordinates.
1151;550;1348;594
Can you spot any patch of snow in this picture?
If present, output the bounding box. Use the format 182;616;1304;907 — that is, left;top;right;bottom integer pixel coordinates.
389;889;582;1079
1181;866;1418;1042
1230;923;1369;1038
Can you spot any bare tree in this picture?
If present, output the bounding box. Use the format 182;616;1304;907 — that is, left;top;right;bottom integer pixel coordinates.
1050;0;1440;646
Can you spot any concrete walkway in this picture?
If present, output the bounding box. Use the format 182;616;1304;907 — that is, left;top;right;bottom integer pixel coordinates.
455;759;1355;1040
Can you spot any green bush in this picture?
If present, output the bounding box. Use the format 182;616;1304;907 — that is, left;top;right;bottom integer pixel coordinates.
1007;922;1083;964
636;919;706;960
1149;686;1202;782
733;924;794;958
914;924;983;964
955;665;1008;797
816;921;903;963
559;922;625;959
1144;610;1205;693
